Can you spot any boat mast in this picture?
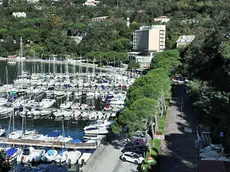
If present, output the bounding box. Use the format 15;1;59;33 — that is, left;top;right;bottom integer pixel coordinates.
19;37;23;58
49;57;51;74
53;54;55;74
62;119;64;137
93;57;95;77
8;112;12;138
5;66;8;84
100;57;102;79
87;58;89;83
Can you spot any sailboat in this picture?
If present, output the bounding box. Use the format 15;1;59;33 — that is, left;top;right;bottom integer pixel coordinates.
17;37;26;60
8;112;23;139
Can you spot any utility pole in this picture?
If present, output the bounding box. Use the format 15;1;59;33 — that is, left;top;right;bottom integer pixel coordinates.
117;0;119;8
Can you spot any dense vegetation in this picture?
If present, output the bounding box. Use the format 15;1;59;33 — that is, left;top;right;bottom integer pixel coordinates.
0;0;228;60
2;0;230;145
111;50;180;135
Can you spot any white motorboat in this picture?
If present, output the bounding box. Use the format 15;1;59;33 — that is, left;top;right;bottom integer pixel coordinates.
85;120;114;130
20;130;39;140
71;103;80;110
110;100;125;105
57;135;73;143
53;110;73;118
60;101;73;109
54;91;65;97
78;153;92;165
7;60;16;65
0;107;14;117
28;108;52;118
54;150;68;163
86;92;94;99
39;99;56;108
41;149;58;162
75;92;82;98
0;98;8;106
28;149;46;163
17;147;35;164
9;130;23;139
84;126;109;135
201;155;230;162
83;134;106;140
104;104;112;111
5;147;22;163
80;104;88;110
65;150;82;164
73;110;81;120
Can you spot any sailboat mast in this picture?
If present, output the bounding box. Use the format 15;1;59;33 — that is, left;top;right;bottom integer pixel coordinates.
5;66;8;84
62;118;65;137
19;37;23;58
49;57;51;74
8;113;12;137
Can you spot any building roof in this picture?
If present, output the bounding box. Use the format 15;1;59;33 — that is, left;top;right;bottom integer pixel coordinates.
176;35;195;43
138;25;166;31
199;160;230;172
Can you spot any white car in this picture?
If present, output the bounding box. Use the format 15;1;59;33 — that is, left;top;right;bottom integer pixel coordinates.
120;152;144;164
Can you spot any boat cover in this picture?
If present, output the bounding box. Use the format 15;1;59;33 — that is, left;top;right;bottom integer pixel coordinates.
72;139;82;143
6;148;17;156
47;131;61;137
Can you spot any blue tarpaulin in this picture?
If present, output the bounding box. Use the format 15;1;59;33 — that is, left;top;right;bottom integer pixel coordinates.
6;148;17;157
47;131;61;137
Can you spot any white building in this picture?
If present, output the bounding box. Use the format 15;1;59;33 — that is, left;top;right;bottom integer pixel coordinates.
176;35;195;48
83;0;100;6
154;16;170;23
133;25;166;52
12;12;26;18
129;52;156;68
91;16;108;22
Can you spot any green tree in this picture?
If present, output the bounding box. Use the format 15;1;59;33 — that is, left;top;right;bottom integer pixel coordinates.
128;60;139;71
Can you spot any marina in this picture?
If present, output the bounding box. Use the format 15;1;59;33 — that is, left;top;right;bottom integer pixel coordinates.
0;59;137;171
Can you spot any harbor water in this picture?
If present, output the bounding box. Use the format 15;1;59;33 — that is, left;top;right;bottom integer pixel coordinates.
0;60;104;172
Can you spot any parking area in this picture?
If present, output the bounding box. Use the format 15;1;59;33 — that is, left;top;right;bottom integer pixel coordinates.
81;140;139;172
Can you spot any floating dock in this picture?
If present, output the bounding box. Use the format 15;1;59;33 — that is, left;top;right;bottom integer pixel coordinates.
0;137;97;149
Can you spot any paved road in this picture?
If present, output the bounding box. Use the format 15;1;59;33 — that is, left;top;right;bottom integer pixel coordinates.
160;85;198;172
81;136;138;172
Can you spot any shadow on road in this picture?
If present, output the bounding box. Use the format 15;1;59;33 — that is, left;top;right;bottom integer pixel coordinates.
159;85;198;172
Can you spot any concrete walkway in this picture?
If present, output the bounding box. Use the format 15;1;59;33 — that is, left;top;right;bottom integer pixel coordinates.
81;136;138;172
160;85;198;172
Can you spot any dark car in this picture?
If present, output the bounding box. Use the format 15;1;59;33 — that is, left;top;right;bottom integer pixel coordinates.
125;142;148;151
121;147;145;156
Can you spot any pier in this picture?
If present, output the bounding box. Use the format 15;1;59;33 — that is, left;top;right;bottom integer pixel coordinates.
54;88;127;93
0;137;97;149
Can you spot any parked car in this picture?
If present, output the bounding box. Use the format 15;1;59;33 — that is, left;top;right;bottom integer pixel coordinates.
125;142;147;151
120;152;144;165
172;76;189;85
